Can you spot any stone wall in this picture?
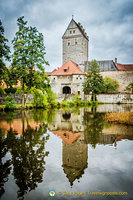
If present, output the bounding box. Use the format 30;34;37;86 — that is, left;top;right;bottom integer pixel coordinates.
85;94;133;104
0;94;33;105
100;71;133;92
62;19;88;65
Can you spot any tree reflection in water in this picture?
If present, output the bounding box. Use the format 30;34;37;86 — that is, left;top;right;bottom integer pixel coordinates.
0;110;50;200
83;111;105;148
0;129;11;198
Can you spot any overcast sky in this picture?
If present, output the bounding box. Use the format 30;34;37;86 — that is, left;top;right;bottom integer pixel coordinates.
0;0;133;71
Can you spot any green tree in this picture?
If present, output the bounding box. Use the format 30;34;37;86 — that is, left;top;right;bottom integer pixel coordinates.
83;60;104;101
11;16;49;107
126;82;133;94
104;77;119;93
0;19;10;85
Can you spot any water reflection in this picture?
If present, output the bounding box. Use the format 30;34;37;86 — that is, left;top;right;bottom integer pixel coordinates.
83;112;105;148
0;106;133;200
0;129;11;198
62;134;88;186
0;111;50;200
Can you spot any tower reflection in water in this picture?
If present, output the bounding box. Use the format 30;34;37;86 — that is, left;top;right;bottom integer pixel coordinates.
49;109;88;186
49;108;133;186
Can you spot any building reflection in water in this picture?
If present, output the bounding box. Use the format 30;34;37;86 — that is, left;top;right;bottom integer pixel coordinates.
62;134;88;186
49;110;88;186
49;108;133;185
0;108;133;195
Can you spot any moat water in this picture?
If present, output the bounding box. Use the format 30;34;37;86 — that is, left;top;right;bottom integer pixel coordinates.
0;105;133;200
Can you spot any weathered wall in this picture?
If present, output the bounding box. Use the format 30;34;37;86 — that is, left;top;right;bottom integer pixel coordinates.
56;93;133;104
49;74;85;100
100;71;133;92
85;94;133;104
62;20;88;65
0;94;33;105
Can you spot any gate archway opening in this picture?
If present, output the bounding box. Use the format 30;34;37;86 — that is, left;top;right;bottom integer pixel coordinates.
63;86;71;94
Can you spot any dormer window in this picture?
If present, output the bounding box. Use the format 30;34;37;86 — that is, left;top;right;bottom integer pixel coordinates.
64;69;67;72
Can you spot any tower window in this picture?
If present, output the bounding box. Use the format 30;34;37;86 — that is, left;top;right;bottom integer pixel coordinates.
68;40;70;46
75;39;77;45
70;31;72;34
73;30;75;33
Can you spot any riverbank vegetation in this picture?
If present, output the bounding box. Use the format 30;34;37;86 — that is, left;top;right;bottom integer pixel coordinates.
0;92;101;111
105;112;133;125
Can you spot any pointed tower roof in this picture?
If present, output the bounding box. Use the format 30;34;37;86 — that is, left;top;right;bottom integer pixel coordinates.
50;60;85;76
62;18;88;40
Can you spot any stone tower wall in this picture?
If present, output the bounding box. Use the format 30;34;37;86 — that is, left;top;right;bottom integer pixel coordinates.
62;19;88;66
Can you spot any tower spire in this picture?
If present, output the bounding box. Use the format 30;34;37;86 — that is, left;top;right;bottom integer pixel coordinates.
72;14;74;19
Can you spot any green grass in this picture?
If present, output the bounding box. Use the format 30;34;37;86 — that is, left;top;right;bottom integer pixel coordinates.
0;100;103;111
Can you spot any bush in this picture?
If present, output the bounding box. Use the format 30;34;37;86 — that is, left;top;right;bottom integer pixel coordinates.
125;82;133;94
104;77;119;93
105;112;133;125
32;89;48;108
5;94;16;110
46;88;57;105
0;86;6;94
72;94;81;105
5;87;17;94
16;86;28;94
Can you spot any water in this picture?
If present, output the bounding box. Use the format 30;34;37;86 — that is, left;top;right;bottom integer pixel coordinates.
0;105;133;200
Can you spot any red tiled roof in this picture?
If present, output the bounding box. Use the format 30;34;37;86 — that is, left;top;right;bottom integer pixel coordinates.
46;69;57;76
45;72;51;76
116;63;133;71
50;60;85;76
52;130;83;144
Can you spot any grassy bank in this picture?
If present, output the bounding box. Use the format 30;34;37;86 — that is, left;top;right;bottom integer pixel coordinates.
0;100;103;111
105;112;133;125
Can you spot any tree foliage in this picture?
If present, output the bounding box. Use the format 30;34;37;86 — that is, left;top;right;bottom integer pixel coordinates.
83;60;104;101
11;16;49;107
83;111;105;148
5;93;16;110
104;77;119;93
0;19;10;85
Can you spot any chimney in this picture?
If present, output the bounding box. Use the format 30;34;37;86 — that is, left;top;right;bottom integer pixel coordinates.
115;58;117;64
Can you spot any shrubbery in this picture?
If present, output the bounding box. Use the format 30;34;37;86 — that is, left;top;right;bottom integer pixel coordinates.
46;88;57;106
16;86;28;94
103;77;119;93
32;89;48;108
0;86;6;94
5;93;16;110
5;87;17;94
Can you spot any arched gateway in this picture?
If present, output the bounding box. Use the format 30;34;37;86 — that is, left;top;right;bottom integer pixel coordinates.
63;86;71;94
